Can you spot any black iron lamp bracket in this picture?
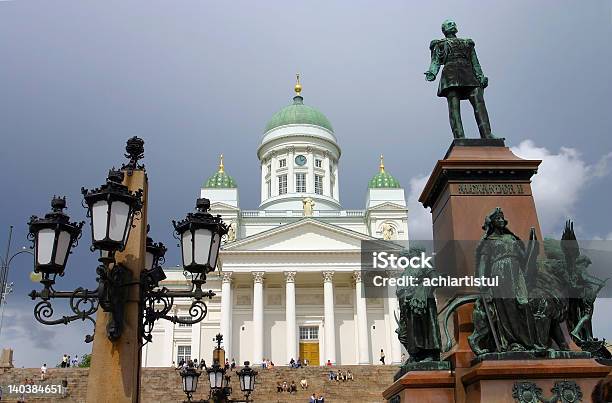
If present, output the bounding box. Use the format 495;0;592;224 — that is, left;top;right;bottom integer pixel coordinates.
29;257;137;342
140;278;216;346
29;285;99;343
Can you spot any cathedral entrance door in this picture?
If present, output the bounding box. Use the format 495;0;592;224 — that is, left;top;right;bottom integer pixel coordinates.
299;342;319;366
299;326;320;366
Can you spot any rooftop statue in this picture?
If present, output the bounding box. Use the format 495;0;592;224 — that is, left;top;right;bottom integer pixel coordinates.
425;20;494;140
302;197;315;217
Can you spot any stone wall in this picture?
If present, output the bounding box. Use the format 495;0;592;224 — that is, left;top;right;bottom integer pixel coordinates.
0;365;398;402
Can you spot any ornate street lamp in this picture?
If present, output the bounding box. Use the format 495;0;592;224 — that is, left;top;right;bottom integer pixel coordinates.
180;366;201;402
27;137;227;345
27;197;83;280
145;228;167;272
81;169;143;254
206;362;227;392
236;362;257;398
141;226;168;290
179;334;257;403
173;198;225;280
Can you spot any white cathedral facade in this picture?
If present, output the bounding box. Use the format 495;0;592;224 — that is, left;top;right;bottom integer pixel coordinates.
143;81;409;367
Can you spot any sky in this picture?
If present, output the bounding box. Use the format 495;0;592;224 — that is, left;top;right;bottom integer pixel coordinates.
0;0;611;367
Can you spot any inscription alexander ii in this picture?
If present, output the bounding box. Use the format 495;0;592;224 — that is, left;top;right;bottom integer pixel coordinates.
455;183;526;195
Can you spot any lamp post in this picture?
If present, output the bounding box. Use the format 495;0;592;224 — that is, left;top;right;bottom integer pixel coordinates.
181;366;201;402
26;137;228;402
0;226;34;337
179;334;257;403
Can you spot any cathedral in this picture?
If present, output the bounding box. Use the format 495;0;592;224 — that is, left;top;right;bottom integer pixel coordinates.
143;78;409;367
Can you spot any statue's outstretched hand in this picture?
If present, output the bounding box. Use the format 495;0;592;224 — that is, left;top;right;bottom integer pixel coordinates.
480;76;489;88
424;72;436;81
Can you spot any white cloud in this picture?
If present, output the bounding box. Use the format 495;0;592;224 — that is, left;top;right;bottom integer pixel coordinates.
406;140;612;240
511;140;612;234
406;175;432;240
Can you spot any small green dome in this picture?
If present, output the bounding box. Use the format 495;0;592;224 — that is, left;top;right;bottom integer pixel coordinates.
204;155;237;188
368;155;400;188
205;171;236;188
264;96;333;133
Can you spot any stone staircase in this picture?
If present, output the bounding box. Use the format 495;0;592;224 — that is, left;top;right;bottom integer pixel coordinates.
247;365;398;402
0;365;398;402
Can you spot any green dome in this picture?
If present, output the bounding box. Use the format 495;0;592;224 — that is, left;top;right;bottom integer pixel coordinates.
264;96;333;133
204;156;237;188
205;171;236;188
368;156;400;188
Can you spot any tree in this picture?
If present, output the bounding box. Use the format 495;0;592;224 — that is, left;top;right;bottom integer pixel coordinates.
78;354;91;368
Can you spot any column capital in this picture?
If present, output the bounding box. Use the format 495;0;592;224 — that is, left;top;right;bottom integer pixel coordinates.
322;271;334;283
252;271;265;284
284;271;297;283
352;271;362;283
221;271;233;284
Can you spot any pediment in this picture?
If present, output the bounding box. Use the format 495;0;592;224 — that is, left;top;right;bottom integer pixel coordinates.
223;218;377;252
367;201;407;211
210;201;240;211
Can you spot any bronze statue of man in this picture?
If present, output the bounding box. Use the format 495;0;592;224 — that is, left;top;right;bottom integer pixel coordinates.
425;20;494;139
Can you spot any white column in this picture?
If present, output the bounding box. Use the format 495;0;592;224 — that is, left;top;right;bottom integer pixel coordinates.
252;271;265;364
288;147;295;194
260;162;266;204
284;271;297;364
322;271;336;364
386;278;403;364
191;321;201;362
323;152;331;197
353;271;370;364
271;155;279;196
333;163;340;203
164;307;177;366
307;148;315;194
220;271;233;360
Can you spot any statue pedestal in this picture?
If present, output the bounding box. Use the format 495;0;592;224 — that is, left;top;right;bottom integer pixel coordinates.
383;358;612;402
383;369;455;403
419;138;543;279
418;139;544;373
461;358;612;403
